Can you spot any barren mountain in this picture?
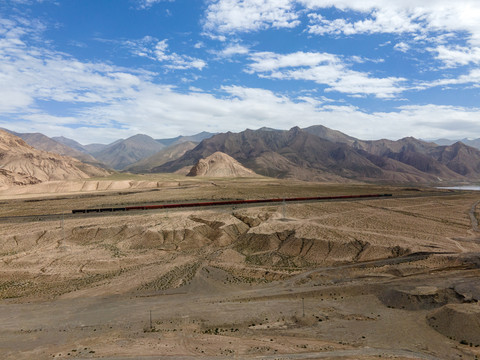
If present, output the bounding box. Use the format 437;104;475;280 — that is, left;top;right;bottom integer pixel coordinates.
8;131;101;166
91;134;166;170
187;151;258;177
431;137;480;150
156;131;216;147
352;137;437;156
303;124;357;145
429;141;480;177
52;136;90;154
155;127;389;181
0;130;109;186
156;127;480;183
126;141;197;173
5;124;480;184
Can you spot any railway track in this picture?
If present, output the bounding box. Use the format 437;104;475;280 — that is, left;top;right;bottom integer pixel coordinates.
71;193;392;214
0;190;464;223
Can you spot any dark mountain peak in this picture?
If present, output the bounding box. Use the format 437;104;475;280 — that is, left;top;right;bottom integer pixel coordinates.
156;131;216;147
125;134;156;142
303;124;357;145
451;141;468;149
399;136;416;141
92;134;165;170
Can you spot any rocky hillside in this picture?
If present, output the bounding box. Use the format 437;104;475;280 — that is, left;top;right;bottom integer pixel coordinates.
0;130;110;187
187;151;258;177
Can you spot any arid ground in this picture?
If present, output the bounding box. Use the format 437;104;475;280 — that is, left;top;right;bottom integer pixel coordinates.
1;175;480;359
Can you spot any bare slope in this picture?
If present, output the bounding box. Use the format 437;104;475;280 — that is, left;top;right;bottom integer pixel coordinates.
8;131;102;166
187;151;258;177
0;129;109;186
126;141;197;173
156;131;216;147
92;134;166;170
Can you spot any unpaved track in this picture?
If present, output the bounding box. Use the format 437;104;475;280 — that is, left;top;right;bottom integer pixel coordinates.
469;200;480;232
96;348;442;359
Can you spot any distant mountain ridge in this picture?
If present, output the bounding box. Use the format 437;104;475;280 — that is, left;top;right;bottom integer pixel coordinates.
4;126;480;184
56;131;217;171
156;131;216;147
429;138;480;150
125;141;198;173
89;134;166;170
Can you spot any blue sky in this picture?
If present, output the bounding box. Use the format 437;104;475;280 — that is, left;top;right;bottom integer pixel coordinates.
1;0;480;144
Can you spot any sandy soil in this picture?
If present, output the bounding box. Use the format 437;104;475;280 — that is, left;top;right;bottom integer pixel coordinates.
0;176;479;359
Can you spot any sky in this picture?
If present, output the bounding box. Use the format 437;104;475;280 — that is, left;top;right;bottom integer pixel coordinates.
1;0;480;144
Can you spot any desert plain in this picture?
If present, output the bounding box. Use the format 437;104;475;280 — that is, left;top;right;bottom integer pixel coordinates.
0;175;480;360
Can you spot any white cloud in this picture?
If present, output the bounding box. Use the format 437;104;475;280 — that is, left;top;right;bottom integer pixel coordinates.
300;1;480;68
432;45;480;67
125;37;206;70
307;9;422;36
394;42;410;53
203;1;480;69
203;0;299;34
247;51;406;98
248;51;336;72
419;69;480;89
2;6;480;144
0;41;146;114
216;43;250;57
137;0;174;9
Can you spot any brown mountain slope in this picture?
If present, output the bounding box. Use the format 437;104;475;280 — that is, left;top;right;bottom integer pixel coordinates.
92;134;166;170
353;137;437;157
0;168;41;188
303;124;357;145
10;131;101;166
155;127;385;181
125;141;197;173
187;151;259;177
156;131;216;147
0;130;110;185
428;142;480;177
353;138;472;181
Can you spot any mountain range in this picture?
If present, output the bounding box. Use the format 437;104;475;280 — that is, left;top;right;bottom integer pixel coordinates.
156;126;480;183
430;138;480;149
3;125;480;185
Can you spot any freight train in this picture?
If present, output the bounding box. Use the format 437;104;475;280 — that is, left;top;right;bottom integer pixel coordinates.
71;193;392;214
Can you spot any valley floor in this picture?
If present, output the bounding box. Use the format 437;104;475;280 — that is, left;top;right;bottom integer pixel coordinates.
0;176;479;359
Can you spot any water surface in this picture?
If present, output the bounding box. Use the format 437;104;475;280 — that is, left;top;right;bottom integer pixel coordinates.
438;186;480;191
